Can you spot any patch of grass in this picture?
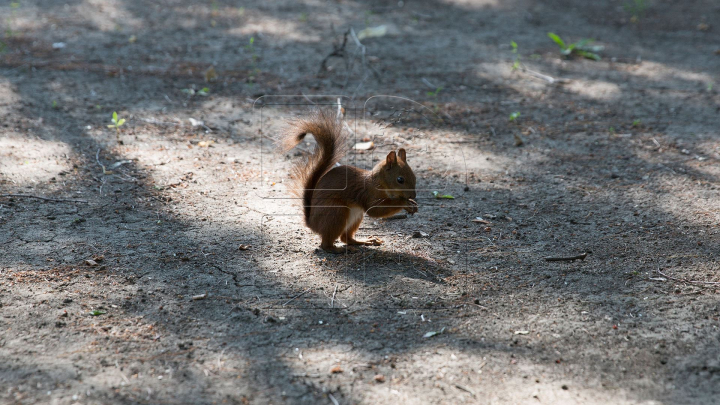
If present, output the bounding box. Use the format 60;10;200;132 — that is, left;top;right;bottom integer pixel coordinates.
547;33;603;61
5;1;21;37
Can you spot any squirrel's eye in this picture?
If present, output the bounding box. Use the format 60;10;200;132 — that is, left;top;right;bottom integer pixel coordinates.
397;176;405;184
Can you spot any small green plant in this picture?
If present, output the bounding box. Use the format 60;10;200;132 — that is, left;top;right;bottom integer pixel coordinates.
108;111;126;132
299;12;308;22
708;82;714;92
89;310;106;316
181;86;210;96
426;87;442;98
624;0;648;22
609;126;616;135
510;40;521;70
632;119;641;127
244;37;259;86
509;111;521;122
51;100;58;109
547;33;603;61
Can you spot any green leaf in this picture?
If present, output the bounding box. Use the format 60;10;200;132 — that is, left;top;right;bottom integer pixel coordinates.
90;310;106;316
509;111;521;121
112;111;118;122
117;119;126;126
432;191;455;199
575;50;601;61
107;124;116;128
547;32;566;50
510;40;518;52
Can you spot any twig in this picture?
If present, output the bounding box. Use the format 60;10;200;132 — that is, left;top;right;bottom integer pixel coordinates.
656;268;720;286
519;66;569;84
328;393;340;405
330;284;338;308
544;252;590;262
455;384;476;397
319;29;350;74
301;92;316;105
283;288;311;307
1;194;88;204
95;148;107;174
422;77;437;89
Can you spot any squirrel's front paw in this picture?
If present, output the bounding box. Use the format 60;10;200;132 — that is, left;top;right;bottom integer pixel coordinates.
405;199;419;215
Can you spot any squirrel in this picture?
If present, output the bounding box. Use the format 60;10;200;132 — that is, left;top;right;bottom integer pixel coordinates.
282;111;418;253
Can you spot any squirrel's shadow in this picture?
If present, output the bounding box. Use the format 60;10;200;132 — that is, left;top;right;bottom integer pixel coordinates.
315;247;453;286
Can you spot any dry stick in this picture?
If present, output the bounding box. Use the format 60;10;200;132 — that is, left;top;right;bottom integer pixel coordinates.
283;288;311;307
656;268;720;286
519;66;569;84
330;284;338;308
1;194;89;204
544;252;590;262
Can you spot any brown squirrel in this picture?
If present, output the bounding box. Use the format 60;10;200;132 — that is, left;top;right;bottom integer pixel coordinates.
282;111;418;253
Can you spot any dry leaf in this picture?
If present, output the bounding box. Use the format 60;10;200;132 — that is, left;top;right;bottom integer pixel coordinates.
192;293;207;301
353;141;374;150
330;366;343;374
238;245;251;251
374;374;385;383
85;259;98;267
204;66;217;82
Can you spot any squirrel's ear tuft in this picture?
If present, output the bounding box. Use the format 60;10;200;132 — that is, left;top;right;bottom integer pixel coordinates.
386;151;397;168
398;148;406;162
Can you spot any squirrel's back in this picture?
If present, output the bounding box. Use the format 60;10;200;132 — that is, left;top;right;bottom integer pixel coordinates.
282;111;348;222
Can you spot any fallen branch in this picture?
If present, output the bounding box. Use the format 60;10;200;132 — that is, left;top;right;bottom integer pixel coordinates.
544;252;590;262
656;268;720;286
1;194;89;204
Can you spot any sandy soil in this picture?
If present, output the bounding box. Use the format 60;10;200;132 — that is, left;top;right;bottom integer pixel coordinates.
1;0;720;404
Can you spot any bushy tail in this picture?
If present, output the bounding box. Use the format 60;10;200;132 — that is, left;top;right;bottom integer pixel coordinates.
281;110;347;222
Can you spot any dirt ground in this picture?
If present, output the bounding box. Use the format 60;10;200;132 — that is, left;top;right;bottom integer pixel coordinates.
1;0;720;404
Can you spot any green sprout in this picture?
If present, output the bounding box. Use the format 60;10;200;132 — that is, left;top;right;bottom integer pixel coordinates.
51;100;58;109
509;111;521;122
632;119;641;127
89;310;106;316
510;40;521;70
426;87;442;98
108;111;126;132
547;33;603;61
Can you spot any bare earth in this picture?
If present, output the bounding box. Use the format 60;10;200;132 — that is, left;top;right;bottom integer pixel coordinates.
1;1;720;404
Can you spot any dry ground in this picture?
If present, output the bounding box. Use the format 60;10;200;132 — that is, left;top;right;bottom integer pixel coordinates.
1;0;720;404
